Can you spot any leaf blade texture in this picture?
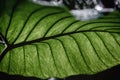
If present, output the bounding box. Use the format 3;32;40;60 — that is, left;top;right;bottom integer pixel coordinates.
0;0;120;79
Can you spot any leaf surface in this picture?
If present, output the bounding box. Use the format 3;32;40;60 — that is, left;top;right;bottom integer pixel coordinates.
0;0;120;79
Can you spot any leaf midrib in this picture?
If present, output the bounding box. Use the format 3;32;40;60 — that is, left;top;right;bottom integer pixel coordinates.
6;30;120;50
0;30;117;62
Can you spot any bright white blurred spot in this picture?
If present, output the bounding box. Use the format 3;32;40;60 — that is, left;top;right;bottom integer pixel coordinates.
115;0;120;8
48;78;57;80
100;8;114;12
51;0;63;6
95;5;114;12
32;0;63;6
95;5;103;11
33;0;37;2
70;9;101;21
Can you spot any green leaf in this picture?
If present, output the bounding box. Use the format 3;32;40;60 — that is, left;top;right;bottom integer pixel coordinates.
0;0;120;79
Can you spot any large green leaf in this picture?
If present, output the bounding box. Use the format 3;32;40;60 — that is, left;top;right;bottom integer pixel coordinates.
0;0;120;79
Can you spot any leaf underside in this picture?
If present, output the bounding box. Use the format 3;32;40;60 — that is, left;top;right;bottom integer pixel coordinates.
0;0;120;79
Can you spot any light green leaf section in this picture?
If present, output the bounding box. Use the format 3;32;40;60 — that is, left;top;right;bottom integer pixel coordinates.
0;0;120;79
0;44;4;55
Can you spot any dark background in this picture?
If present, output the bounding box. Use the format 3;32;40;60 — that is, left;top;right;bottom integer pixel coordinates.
0;64;120;80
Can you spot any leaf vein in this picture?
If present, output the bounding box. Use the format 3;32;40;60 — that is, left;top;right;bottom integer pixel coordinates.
41;42;61;76
24;11;65;41
43;16;73;37
5;0;19;39
34;44;44;77
95;32;119;61
69;35;94;73
54;38;77;73
83;33;109;67
75;22;120;31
